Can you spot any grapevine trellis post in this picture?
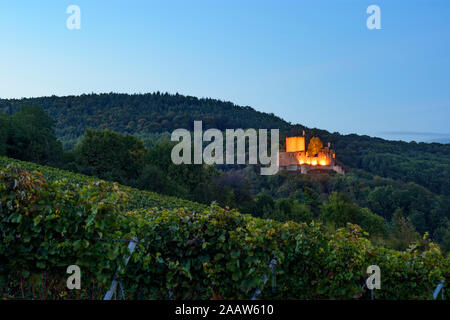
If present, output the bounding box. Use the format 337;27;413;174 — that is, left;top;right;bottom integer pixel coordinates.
104;237;139;300
433;280;445;300
251;258;277;300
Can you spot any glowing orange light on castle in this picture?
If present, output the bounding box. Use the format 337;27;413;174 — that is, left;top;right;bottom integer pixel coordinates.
294;150;331;167
279;132;344;174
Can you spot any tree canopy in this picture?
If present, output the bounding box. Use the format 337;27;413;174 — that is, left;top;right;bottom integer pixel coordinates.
0;106;63;165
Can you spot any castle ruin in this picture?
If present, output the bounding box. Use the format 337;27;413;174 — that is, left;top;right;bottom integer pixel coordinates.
279;131;344;174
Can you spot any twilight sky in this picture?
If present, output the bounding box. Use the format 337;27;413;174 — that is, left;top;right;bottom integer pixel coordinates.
0;0;449;142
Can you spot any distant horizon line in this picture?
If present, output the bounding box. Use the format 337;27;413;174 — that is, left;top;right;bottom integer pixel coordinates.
379;131;450;137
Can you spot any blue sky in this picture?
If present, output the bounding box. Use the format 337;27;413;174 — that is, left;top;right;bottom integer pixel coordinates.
1;0;449;142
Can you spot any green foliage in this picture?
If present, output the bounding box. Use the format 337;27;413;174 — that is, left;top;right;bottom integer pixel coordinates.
247;167;448;247
367;243;449;299
387;209;421;251
1;95;449;249
137;139;217;203
0;166;130;298
74;133;222;208
0;93;289;150
1;106;63;165
358;208;388;238
0;92;448;301
75;129;146;185
320;192;360;227
2;93;448;197
0;156;206;213
434;219;450;252
252;194;275;218
320;192;387;238
0;114;7;156
367;185;398;220
260;197;313;224
1;167;448;300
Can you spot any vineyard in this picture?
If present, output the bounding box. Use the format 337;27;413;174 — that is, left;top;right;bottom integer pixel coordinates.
0;156;206;212
0;158;449;300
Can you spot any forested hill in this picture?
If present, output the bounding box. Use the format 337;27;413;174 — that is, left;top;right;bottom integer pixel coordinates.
0;93;292;141
1;92;449;196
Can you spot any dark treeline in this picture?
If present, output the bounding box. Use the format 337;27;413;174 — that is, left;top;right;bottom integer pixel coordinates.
0;93;290;149
0;99;449;252
0;106;63;165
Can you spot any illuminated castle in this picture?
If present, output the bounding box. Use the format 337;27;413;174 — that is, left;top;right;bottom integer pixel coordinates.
279;131;344;174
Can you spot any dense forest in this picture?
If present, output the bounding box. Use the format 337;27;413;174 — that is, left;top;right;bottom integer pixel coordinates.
1;93;449;196
0;93;449;252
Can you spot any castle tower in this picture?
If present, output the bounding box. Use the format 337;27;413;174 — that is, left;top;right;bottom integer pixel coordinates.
286;136;305;152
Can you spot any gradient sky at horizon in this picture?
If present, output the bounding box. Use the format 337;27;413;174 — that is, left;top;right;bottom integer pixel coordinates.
1;0;449;142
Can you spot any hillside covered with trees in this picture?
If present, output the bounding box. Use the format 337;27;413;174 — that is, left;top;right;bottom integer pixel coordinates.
0;93;449;253
1;93;449;196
